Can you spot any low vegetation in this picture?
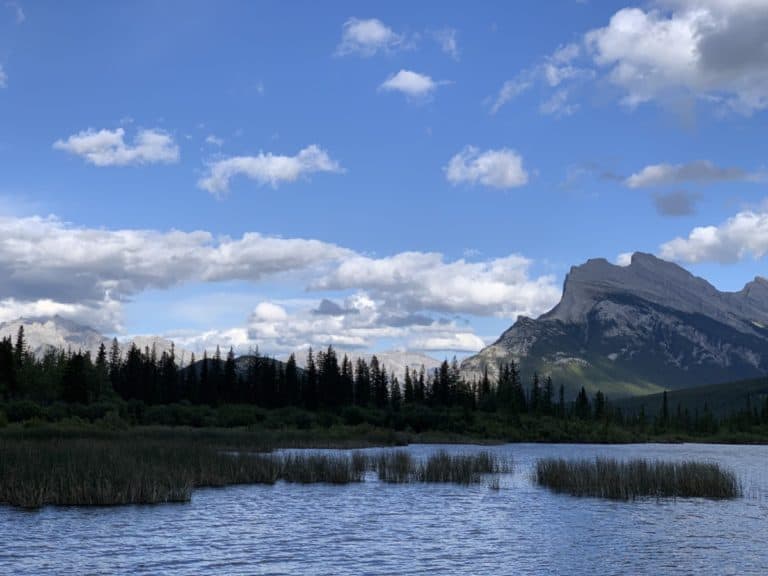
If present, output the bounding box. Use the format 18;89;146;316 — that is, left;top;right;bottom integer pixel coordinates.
374;450;508;485
535;457;741;500
0;431;509;509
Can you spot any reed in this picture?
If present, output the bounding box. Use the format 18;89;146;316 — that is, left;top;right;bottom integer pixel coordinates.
0;439;368;508
417;450;503;485
535;457;741;500
375;450;415;483
280;453;365;484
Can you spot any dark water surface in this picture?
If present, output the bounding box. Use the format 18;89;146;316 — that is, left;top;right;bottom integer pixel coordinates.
1;443;766;575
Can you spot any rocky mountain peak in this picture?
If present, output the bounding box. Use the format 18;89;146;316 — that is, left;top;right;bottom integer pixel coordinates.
461;253;768;397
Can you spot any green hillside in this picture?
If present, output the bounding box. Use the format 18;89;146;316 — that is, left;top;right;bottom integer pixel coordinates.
614;377;768;419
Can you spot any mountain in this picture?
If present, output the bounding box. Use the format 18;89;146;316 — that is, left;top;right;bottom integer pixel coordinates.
0;316;106;357
0;316;192;365
461;253;768;398
289;349;442;383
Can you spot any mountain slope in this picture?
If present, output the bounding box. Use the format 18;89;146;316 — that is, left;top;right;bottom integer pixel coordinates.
461;253;768;398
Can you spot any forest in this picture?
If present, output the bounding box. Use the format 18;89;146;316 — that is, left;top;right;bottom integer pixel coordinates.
1;325;767;441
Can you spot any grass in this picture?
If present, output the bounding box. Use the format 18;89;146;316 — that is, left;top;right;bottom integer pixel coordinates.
535;457;741;500
0;437;374;509
374;449;509;485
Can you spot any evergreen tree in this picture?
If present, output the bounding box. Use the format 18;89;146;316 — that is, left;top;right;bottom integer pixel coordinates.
403;367;414;404
389;376;402;411
304;348;318;410
284;353;299;407
575;387;591;420
224;347;237;403
354;357;370;406
14;325;26;368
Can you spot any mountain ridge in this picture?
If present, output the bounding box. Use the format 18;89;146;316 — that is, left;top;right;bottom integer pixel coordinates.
461;252;768;398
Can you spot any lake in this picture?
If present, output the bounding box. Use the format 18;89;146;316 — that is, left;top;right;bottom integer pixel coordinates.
1;443;767;575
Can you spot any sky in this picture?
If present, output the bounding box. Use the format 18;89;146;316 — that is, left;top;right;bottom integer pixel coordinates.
1;0;768;358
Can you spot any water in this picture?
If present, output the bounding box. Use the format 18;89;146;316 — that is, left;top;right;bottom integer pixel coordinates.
1;443;767;575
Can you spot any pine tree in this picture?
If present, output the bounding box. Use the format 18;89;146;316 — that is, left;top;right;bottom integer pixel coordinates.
14;325;26;368
224;347;237;403
403;367;414;404
389;376;402;411
304;348;318;410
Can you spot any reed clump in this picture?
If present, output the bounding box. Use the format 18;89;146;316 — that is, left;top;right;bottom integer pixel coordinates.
416;450;504;485
0;438;368;508
280;453;365;484
373;450;508;485
535;457;741;500
375;450;415;483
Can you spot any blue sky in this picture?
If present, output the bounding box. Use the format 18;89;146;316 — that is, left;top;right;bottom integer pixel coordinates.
1;0;768;358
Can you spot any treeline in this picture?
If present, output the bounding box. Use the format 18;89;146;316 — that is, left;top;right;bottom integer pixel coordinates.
1;326;768;437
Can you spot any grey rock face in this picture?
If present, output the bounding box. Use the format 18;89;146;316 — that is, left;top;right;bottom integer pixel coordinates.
461;253;768;397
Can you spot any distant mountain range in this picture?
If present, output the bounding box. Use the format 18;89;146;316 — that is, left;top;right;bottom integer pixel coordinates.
0;316;442;381
8;252;767;400
0;316;190;364
461;253;768;398
287;349;442;383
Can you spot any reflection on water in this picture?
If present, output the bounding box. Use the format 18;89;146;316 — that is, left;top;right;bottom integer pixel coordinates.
1;443;767;575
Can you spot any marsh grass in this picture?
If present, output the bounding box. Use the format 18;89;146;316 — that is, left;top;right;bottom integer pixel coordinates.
535;457;741;500
280;453;365;484
375;450;415;483
0;428;511;508
374;450;508;485
0;438;370;508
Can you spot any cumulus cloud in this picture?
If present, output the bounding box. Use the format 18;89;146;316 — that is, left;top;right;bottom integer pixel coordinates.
336;17;405;56
585;1;768;113
379;69;441;99
53;128;179;167
408;333;486;353
445;146;529;189
625;160;761;188
313;252;560;319
432;28;459;60
653;190;701;216
0;215;351;330
238;295;491;355
659;208;768;263
198;145;343;195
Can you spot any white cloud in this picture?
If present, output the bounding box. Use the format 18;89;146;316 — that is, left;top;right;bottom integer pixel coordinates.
445;146;529;189
625;160;761;188
491;43;591;114
198;145;343;196
659;208;768;263
408;332;486;353
433;28;459;60
313;252;560;319
490;78;533;114
53;127;180;167
336;17;404;56
616;252;634;267
205;134;224;147
379;69;440;99
0;65;6;88
539;89;578;116
0;213;561;354
0;215;352;330
585;1;768;113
